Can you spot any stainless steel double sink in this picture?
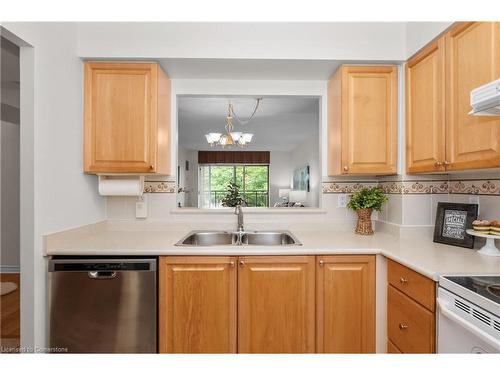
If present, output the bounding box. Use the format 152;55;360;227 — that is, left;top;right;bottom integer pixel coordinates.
175;230;301;247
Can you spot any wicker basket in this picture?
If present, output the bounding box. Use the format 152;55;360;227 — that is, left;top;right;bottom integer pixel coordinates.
355;208;374;235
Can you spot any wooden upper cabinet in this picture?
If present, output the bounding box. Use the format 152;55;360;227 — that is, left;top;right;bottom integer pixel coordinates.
445;22;500;171
84;62;171;174
237;256;315;353
159;257;237;353
328;65;398;175
316;255;375;353
406;38;446;173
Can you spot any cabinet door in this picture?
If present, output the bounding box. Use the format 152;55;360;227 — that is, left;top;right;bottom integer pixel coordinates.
316;255;375;353
84;62;158;173
342;66;398;174
445;22;500;170
406;38;446;173
238;256;315;353
387;285;435;353
159;256;237;353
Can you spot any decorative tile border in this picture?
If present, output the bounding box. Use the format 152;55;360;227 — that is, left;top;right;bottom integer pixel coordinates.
322;181;377;194
448;179;500;195
144;179;500;195
322;179;500;196
378;180;449;194
143;181;177;193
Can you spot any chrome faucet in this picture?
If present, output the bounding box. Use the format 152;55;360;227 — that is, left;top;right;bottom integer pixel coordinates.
234;205;244;232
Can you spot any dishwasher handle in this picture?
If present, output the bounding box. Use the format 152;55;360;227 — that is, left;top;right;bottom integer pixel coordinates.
88;271;117;279
48;258;157;272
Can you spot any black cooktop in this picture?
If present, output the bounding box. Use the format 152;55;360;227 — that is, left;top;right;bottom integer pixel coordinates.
444;276;500;304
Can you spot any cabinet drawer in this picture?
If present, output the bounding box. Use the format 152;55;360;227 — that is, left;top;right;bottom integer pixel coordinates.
387;285;435;353
387;339;402;353
387;259;435;311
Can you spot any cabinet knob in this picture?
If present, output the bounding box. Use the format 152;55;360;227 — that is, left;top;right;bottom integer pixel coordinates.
443;161;450;166
343;165;349;172
239;260;245;267
319;260;324;267
149;165;154;170
399;323;408;330
229;261;235;268
399;277;408;285
435;161;443;167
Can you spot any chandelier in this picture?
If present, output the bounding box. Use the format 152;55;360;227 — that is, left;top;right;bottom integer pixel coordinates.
205;99;261;148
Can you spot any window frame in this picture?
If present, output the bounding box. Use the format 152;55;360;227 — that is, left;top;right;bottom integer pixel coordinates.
198;163;270;208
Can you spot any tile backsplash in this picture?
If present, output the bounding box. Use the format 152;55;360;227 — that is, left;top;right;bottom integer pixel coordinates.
105;175;500;235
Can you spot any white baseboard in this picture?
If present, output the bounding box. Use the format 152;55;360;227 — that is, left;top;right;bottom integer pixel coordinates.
0;265;20;273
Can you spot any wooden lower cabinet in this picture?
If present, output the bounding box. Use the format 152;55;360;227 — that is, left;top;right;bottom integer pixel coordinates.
238;256;315;353
387;285;435;353
387;340;402;353
316;255;376;353
387;259;436;311
159;256;237;353
387;259;436;353
159;255;378;353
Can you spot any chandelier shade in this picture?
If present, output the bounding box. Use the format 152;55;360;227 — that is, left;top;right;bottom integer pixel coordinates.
205;99;260;148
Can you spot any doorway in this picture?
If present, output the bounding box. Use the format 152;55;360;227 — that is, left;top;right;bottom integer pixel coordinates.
0;35;20;352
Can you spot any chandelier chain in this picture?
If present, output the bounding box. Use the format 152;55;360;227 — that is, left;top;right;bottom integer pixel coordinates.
230;98;262;125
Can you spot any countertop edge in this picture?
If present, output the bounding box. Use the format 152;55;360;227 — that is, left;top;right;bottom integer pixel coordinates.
45;246;444;281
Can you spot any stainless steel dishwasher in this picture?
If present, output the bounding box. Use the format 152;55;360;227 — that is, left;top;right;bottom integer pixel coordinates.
48;257;157;353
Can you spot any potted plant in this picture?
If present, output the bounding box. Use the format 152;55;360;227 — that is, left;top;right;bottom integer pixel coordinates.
221;182;247;207
347;187;388;235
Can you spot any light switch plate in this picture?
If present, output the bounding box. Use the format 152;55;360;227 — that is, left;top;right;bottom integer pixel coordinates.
136;195;148;219
469;195;480;215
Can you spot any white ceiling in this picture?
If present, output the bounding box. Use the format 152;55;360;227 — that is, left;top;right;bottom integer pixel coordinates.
178;96;319;152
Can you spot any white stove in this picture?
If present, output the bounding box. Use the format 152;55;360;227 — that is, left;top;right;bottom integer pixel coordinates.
438;276;500;353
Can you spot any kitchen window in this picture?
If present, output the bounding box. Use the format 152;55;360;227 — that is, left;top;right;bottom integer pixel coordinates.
199;165;269;208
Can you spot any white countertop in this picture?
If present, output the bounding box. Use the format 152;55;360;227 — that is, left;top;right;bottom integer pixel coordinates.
44;221;500;281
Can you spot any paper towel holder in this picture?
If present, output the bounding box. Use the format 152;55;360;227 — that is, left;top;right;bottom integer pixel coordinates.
98;175;145;196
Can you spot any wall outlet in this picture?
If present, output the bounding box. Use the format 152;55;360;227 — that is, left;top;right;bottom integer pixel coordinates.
136;195;148;219
338;194;349;208
469;195;480;215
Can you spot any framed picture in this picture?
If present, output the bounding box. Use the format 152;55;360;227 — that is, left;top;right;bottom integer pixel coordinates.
433;202;478;248
292;165;310;192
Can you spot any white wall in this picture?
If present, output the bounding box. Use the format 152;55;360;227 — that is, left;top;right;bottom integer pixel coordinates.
269;151;292;205
185;150;198;207
176;147;198;207
176;145;187;207
406;22;452;57
290;137;320;208
77;22;407;61
1;22;106;349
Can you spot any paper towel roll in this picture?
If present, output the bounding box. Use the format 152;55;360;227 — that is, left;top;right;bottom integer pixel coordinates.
98;176;144;196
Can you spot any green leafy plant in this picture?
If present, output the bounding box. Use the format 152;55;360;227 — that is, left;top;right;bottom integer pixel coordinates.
221;181;247;207
347;187;388;212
